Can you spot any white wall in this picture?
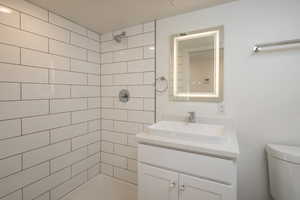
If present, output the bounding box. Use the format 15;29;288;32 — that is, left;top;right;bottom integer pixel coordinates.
156;0;300;200
100;23;156;184
0;0;101;200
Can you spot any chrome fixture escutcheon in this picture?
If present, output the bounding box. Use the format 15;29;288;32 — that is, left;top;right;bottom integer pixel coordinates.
119;89;130;103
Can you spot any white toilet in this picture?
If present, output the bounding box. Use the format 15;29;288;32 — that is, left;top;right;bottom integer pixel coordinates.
266;144;300;200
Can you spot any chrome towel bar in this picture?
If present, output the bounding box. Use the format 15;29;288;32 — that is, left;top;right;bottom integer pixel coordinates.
253;39;300;52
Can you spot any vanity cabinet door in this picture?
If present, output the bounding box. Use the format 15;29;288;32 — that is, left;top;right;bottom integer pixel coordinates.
138;163;179;200
179;174;234;200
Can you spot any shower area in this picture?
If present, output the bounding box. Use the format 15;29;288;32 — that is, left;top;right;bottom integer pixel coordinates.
0;0;155;200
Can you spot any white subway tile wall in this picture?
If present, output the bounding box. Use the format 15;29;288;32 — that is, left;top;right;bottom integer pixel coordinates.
0;1;101;200
100;21;155;184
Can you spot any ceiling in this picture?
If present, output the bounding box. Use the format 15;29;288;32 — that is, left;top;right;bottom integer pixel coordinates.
27;0;235;34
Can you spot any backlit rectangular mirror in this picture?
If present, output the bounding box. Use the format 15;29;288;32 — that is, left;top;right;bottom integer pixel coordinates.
170;26;224;102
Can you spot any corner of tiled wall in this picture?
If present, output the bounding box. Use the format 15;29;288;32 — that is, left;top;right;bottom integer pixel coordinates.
0;0;101;200
99;21;156;184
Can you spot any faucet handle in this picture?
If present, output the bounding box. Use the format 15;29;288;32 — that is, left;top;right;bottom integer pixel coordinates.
187;112;196;123
188;112;195;117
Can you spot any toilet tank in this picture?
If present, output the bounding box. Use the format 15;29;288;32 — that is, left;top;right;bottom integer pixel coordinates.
266;144;300;200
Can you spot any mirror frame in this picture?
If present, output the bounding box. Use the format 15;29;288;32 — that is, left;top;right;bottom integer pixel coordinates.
169;26;224;102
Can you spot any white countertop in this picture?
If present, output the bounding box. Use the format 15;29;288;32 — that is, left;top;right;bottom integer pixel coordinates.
136;129;239;160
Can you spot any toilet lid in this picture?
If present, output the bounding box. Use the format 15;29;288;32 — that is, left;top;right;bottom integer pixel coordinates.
266;144;300;164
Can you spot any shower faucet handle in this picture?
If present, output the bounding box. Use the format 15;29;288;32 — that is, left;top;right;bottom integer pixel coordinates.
187;112;196;123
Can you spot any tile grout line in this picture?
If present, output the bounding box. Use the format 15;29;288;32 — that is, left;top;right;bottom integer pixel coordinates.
0;1;106;198
0;0;156;190
0;20;100;54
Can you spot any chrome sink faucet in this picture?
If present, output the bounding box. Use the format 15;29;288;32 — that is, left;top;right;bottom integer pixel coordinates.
187;112;196;123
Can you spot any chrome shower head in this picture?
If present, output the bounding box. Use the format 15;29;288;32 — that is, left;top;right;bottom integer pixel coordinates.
113;31;126;43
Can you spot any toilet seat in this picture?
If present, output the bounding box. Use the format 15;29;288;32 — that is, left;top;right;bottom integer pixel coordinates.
266;144;300;164
266;144;300;200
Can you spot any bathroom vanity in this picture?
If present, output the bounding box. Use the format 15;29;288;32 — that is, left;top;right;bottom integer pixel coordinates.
137;120;239;200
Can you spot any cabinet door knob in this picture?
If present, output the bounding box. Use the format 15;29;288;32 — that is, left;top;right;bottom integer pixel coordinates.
179;185;185;191
169;181;176;188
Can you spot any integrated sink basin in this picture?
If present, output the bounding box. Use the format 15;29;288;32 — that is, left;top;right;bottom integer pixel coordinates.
136;118;239;159
148;121;226;142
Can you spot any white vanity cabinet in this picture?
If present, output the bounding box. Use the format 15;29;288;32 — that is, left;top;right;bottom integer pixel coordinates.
137;120;239;200
138;164;179;200
138;144;237;200
179;174;233;200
